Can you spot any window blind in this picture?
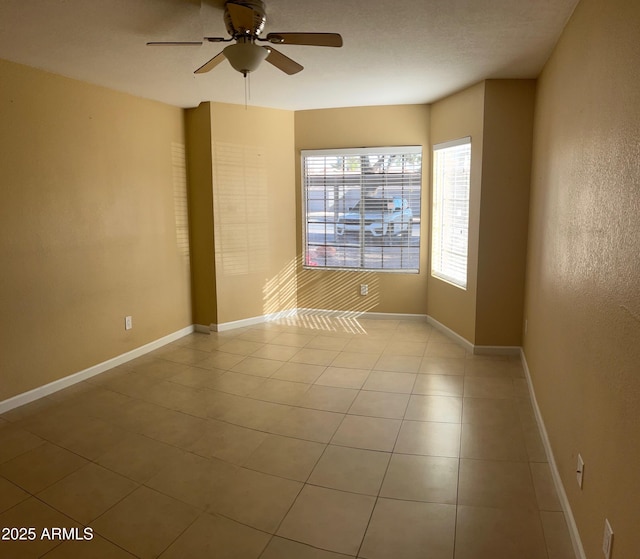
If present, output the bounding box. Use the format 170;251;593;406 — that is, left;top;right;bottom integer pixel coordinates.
431;138;471;288
302;147;422;272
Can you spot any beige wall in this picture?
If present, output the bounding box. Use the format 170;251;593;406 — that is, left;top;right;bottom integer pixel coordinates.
524;0;640;556
0;59;192;401
186;102;297;327
476;80;535;346
428;83;485;342
294;105;430;314
427;80;534;346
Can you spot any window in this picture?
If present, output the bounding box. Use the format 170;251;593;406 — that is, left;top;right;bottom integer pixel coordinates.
431;137;471;288
302;147;422;272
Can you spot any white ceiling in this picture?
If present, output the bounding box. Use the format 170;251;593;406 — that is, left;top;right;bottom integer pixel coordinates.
0;0;578;111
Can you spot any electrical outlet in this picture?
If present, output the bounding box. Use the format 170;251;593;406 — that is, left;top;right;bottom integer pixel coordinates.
360;284;368;296
125;316;133;330
602;519;613;559
576;454;584;489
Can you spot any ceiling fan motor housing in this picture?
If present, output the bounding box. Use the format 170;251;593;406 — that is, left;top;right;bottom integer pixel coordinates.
224;0;267;37
148;0;341;77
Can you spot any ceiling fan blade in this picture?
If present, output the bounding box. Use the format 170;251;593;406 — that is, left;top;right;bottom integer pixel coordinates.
147;37;228;47
265;47;303;75
147;41;203;46
265;32;343;47
194;52;226;74
226;2;255;33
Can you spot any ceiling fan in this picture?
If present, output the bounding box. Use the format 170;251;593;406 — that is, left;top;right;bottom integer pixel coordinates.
147;0;343;76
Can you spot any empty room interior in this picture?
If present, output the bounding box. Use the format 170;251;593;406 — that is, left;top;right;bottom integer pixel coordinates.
0;0;638;558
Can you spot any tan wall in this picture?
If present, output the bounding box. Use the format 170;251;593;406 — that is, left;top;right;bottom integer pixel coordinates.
0;59;192;401
185;103;217;327
524;0;640;556
294;105;430;314
476;80;535;346
209;102;297;325
428;83;485;342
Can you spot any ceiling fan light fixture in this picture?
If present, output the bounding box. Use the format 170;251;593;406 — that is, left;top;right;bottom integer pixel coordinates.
223;42;269;75
148;1;342;78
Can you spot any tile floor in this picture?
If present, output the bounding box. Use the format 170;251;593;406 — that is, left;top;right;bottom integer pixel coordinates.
0;316;576;558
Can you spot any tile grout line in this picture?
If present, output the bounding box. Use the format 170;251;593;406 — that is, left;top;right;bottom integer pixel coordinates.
353;323;407;559
451;360;469;559
258;332;371;558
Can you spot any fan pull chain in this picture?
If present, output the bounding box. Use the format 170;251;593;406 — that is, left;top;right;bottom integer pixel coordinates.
244;72;252;110
242;72;254;110
244;75;247;110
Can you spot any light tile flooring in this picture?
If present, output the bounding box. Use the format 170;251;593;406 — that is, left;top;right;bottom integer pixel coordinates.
0;316;576;558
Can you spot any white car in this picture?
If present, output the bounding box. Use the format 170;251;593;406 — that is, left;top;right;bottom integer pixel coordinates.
335;198;413;238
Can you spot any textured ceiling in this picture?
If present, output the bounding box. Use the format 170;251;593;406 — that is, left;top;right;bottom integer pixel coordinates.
0;0;579;110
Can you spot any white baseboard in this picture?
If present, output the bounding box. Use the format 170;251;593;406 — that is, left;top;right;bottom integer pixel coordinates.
212;308;426;333
520;349;585;559
213;309;515;357
425;315;475;353
212;308;429;332
473;345;521;356
360;311;428;321
212;309;298;332
294;308;428;321
425;316;520;356
0;325;194;414
295;307;358;317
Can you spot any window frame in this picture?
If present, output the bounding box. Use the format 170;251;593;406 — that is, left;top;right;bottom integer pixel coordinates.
301;146;423;273
430;137;472;289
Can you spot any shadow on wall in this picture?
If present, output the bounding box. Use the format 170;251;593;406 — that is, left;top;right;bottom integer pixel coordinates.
262;255;381;334
213;141;270;277
171;142;190;260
